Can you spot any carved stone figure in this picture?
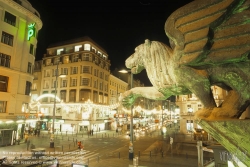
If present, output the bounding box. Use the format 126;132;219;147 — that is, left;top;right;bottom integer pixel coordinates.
120;0;250;120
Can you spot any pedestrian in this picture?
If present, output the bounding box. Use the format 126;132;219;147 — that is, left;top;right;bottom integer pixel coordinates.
77;141;82;150
27;139;30;150
37;129;40;137
91;129;94;136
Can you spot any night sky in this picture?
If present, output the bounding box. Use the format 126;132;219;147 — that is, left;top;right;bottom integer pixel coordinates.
28;0;193;86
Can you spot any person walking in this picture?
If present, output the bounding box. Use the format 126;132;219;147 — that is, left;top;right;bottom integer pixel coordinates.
91;129;94;136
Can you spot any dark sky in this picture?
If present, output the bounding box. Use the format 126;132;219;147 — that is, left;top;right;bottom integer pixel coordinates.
28;0;193;86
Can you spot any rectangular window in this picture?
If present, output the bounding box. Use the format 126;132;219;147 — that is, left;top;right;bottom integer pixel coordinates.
72;54;79;62
27;62;32;74
29;44;34;55
82;54;90;61
45;70;50;77
0;53;11;68
0;75;8;92
62;68;68;75
44;81;49;89
1;32;14;46
62;80;67;87
71;67;78;74
25;81;32;95
71;78;77;87
82;66;90;73
4;11;16;26
0;101;7;113
81;78;89;86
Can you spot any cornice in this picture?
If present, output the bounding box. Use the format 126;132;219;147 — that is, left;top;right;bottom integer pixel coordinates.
1;0;42;30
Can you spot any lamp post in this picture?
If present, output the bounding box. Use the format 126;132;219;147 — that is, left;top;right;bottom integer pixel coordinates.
51;61;66;143
119;69;134;160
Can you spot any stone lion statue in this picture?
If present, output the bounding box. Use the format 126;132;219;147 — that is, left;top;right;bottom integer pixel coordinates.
120;0;250;120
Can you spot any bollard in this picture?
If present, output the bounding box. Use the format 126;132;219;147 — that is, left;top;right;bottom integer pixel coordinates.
150;151;151;157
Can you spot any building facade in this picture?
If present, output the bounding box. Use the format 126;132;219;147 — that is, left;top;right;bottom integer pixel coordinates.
31;36;129;133
0;0;42;142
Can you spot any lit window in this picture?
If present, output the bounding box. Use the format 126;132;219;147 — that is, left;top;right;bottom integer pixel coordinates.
71;78;77;87
82;66;90;73
75;45;82;52
57;49;64;55
84;44;90;51
81;78;89;86
0;101;7;113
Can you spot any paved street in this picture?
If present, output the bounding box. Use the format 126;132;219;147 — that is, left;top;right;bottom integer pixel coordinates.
0;129;214;167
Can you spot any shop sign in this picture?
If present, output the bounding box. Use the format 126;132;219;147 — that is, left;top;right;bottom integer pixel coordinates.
16;114;37;120
27;23;36;40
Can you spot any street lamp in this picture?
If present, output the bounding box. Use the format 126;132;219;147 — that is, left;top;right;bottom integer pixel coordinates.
52;61;66;137
119;69;134;160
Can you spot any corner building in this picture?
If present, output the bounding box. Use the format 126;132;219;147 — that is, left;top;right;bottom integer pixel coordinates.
34;36;116;133
0;0;42;122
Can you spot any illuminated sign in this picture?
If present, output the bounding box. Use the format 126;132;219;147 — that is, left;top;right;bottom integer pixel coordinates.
27;23;36;41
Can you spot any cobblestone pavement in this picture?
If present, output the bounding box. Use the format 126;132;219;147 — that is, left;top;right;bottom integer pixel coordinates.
0;129;213;167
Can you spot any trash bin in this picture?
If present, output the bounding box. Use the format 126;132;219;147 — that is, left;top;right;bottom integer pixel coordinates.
50;141;54;148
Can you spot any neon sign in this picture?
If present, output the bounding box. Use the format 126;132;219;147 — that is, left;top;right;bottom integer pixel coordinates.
27;23;36;41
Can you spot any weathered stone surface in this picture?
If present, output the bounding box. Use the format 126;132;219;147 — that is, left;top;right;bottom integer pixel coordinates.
198;119;250;166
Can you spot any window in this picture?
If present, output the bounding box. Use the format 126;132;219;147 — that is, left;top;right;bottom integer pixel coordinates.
100;72;103;79
32;83;37;90
0;53;11;68
71;67;78;74
62;68;68;75
29;44;34;55
82;54;91;61
1;32;14;46
45;70;50;77
53;68;58;76
63;56;69;63
27;62;32;74
99;82;103;90
81;78;89;86
75;45;82;52
0;101;7;113
60;90;66;102
94;80;98;89
84;44;90;51
0;75;8;92
4;11;16;26
25;81;32;95
57;49;64;55
62;80;67;87
44;81;49;89
72;54;79;62
82;66;90;73
46;59;51;66
71;78;77;87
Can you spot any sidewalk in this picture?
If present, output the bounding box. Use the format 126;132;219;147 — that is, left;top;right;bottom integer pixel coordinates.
0;130;210;167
